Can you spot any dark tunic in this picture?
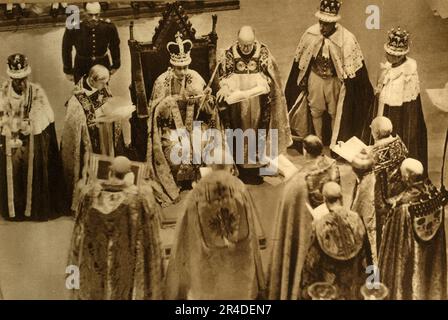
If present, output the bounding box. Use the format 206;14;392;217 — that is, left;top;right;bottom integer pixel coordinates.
62;18;121;83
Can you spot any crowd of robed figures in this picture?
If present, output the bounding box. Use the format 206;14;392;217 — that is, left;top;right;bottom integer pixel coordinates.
0;0;446;300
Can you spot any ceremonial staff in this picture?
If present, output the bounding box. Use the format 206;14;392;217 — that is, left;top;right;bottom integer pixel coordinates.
196;61;221;118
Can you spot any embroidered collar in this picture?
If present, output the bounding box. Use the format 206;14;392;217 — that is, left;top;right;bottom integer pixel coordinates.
232;41;262;60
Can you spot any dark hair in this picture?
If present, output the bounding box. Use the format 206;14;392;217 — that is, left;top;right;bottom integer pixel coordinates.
303;135;323;157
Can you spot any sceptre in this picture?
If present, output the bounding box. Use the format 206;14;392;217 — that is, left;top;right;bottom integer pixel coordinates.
196;61;221;119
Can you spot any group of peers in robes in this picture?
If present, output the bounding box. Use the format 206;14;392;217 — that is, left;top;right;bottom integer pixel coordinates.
269;125;447;300
0;0;446;300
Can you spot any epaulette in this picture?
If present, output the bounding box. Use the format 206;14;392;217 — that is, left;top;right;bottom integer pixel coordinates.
100;18;111;23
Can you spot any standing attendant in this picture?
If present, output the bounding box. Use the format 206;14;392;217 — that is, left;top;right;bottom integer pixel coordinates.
370;27;428;170
0;54;67;221
62;2;121;83
286;0;374;147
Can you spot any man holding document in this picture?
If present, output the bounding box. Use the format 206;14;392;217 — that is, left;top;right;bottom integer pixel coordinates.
217;26;291;184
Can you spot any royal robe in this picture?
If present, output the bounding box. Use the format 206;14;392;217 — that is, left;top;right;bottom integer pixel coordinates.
378;179;447;300
300;206;371;300
372;135;408;247
0;81;67;221
286;23;374;147
302;155;341;208
351;170;378;265
219;40;292;165
267;172;313;300
147;68;220;206
370;57;428;170
68;180;164;300
165;170;265;300
61;78;123;210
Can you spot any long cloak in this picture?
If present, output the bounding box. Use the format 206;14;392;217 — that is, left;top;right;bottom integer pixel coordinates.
351;171;378;265
165;170;265;300
146;68;220;206
299;207;371;300
378;179;447;300
370;58;428;170
68;181;164;300
61;79;122;210
286;23;374;147
0;81;68;221
267;172;313;300
219;41;292;159
372;135;409;247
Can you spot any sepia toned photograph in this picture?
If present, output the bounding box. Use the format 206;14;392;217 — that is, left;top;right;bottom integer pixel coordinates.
0;0;447;305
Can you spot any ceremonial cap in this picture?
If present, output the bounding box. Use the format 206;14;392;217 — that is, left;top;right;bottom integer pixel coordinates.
315;0;342;23
385;27;410;56
7;53;31;79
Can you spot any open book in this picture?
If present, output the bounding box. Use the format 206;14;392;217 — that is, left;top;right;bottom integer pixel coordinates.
331;136;369;163
94;96;136;123
261;154;299;179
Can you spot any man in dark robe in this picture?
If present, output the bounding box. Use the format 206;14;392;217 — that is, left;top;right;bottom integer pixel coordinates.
286;0;374;148
68;156;164;300
300;182;372;300
0;53;67;221
165;157;265;299
217;25;292;184
368;27;428;170
379;158;447;300
370;116;408;247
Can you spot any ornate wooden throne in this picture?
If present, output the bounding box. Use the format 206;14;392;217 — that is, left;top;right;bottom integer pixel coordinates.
128;1;218;161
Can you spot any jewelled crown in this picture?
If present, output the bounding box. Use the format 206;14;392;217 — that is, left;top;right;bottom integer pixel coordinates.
384;27;410;56
167;31;193;67
315;0;342;23
6;53;31;79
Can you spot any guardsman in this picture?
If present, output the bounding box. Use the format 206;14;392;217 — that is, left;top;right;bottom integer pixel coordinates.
62;2;121;83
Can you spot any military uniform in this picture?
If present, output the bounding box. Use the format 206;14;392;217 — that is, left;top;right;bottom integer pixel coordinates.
62;18;121;83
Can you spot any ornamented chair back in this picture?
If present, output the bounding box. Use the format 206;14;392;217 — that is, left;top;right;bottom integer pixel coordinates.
128;1;218;118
